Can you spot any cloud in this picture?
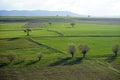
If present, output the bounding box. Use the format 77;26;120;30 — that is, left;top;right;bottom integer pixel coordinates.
0;0;120;16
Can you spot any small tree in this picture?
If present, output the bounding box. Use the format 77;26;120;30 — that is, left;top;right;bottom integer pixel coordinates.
70;22;75;27
7;54;16;62
24;28;31;36
37;53;42;61
68;44;75;58
88;15;90;18
79;45;90;58
112;45;119;57
48;22;52;26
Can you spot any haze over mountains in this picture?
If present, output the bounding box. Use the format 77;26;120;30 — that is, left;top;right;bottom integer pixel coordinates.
0;10;82;16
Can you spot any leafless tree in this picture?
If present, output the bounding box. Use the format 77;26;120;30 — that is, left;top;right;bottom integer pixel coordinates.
68;44;75;57
112;44;119;57
79;44;90;58
37;53;42;61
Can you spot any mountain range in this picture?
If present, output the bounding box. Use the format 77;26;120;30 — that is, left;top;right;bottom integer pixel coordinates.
0;10;81;16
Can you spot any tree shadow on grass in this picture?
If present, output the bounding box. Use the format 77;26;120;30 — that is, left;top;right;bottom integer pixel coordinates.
8;38;19;41
26;60;39;66
49;57;71;66
63;57;83;65
0;62;10;68
14;60;24;65
50;57;83;66
107;54;117;62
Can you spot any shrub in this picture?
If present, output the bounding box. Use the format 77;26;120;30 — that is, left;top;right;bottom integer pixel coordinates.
112;44;119;57
7;54;16;62
37;53;42;61
48;22;52;26
68;44;75;58
70;22;75;27
79;44;90;58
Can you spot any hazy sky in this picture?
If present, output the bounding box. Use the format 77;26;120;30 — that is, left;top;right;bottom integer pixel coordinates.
0;0;120;16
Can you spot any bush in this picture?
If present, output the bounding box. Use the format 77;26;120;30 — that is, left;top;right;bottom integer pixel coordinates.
48;22;52;26
112;44;119;56
70;22;75;27
7;54;16;62
79;44;90;58
68;44;75;58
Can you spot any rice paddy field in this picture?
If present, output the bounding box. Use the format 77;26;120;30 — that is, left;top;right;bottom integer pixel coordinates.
0;17;120;80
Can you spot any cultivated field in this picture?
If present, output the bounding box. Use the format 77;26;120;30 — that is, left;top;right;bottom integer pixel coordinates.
0;17;120;80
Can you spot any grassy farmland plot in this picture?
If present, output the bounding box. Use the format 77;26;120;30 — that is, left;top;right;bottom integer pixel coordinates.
45;22;120;37
32;37;120;57
0;17;120;80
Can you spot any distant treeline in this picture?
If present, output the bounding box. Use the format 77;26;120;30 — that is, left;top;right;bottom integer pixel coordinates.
0;18;71;22
0;17;120;25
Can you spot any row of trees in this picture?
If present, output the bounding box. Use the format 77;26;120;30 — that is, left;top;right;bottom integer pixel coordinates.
68;44;89;58
6;44;119;63
68;44;119;58
48;22;75;27
7;53;42;63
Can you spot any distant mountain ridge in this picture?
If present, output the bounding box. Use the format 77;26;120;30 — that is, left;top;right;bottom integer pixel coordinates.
0;10;81;16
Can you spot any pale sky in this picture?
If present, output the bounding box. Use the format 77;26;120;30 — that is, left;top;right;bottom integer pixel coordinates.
0;0;120;16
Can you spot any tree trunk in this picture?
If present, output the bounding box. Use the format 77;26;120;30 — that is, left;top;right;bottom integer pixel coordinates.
115;52;117;57
39;57;41;61
27;31;29;36
72;53;74;58
83;54;85;58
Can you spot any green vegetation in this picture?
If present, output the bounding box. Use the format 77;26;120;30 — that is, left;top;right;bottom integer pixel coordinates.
70;22;75;27
0;17;120;80
24;28;32;36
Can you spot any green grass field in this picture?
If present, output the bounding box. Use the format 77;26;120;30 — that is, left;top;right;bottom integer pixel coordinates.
0;18;120;80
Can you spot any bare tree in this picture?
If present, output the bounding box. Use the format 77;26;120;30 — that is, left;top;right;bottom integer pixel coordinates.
37;53;42;61
68;44;75;58
79;45;90;58
24;28;31;36
112;44;119;57
70;22;75;27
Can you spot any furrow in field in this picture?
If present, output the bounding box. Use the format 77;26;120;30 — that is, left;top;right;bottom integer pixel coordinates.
25;38;64;54
47;29;64;36
97;61;120;74
30;35;120;38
